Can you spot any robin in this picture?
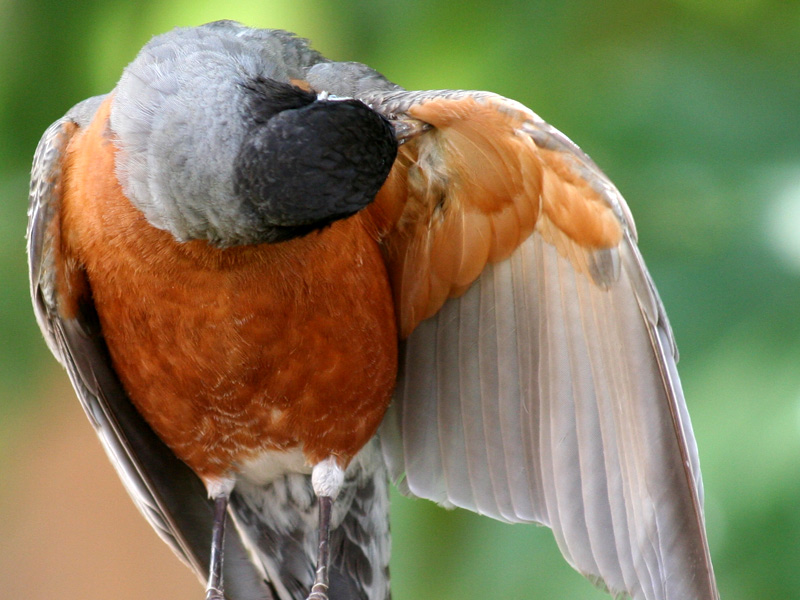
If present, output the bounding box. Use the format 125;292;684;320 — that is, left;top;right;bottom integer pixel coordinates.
28;20;718;600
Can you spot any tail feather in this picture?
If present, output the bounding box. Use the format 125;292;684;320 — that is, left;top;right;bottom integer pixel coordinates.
229;440;391;600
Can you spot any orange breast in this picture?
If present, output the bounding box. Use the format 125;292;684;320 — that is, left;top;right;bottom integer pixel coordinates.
59;97;398;479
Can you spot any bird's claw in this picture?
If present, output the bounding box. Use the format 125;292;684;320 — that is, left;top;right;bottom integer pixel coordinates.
391;117;431;144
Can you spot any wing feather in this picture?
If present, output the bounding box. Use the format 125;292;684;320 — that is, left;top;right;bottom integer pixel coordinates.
366;90;718;599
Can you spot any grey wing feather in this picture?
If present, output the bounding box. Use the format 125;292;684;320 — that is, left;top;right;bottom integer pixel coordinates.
27;99;272;600
377;97;718;599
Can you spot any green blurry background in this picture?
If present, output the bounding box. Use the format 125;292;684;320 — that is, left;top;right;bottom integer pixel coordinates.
2;1;799;599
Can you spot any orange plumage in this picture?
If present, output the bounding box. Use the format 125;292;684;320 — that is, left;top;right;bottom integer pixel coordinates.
59;97;397;479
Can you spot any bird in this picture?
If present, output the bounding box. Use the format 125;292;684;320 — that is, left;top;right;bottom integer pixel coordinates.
27;19;718;600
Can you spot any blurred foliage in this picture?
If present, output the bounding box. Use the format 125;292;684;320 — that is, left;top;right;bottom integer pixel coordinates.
2;1;799;599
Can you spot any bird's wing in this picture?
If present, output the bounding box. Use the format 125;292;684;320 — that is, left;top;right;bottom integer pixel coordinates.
27;97;273;600
361;90;718;600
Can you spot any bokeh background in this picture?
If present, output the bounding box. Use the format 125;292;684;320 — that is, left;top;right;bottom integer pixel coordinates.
2;1;799;599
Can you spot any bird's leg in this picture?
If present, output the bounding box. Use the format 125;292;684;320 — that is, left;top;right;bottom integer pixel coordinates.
205;480;234;600
308;495;334;600
307;457;345;600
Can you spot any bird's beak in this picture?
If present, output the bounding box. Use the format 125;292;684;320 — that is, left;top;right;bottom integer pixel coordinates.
392;118;431;146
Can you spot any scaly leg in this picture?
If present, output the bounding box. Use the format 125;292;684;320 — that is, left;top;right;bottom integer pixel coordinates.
307;457;345;600
205;480;234;600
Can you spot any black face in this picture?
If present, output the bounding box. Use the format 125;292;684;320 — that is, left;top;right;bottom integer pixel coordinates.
234;77;398;243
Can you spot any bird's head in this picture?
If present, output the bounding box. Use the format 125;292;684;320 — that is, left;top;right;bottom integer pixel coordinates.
108;23;401;247
232;78;398;243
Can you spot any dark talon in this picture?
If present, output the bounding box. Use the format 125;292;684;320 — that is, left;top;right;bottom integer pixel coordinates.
391;117;431;144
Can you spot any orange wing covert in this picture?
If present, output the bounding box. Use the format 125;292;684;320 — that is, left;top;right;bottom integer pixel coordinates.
368;94;625;337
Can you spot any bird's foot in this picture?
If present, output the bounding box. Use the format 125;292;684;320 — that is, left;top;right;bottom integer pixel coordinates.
307;582;329;600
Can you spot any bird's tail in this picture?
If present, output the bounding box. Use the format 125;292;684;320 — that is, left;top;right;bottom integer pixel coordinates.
229;439;391;600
